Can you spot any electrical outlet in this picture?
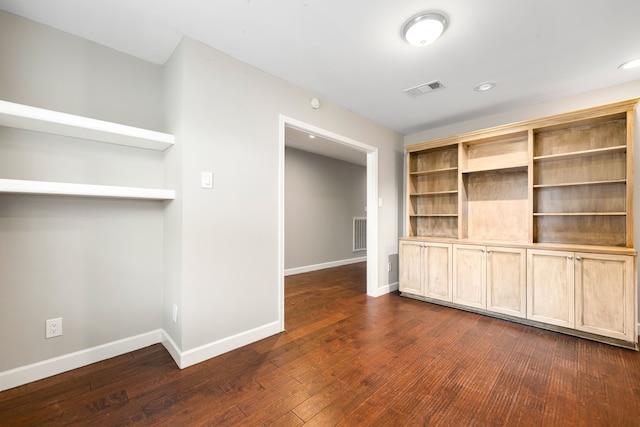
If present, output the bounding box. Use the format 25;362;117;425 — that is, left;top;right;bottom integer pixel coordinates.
46;317;62;338
387;262;392;272
172;304;178;323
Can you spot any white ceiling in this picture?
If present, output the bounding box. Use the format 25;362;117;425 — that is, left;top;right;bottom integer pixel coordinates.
1;0;639;137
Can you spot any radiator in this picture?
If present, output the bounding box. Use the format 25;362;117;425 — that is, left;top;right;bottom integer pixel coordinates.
353;217;367;252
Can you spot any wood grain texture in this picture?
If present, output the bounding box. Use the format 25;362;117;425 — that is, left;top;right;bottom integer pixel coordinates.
2;262;639;426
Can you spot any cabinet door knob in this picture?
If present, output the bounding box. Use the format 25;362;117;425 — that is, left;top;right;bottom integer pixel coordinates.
568;256;573;260
576;256;582;261
486;250;492;254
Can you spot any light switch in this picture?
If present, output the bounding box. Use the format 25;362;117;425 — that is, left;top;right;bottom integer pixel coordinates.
201;171;213;189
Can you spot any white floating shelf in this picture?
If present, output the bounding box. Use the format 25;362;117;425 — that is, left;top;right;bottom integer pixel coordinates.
0;100;174;151
0;179;175;200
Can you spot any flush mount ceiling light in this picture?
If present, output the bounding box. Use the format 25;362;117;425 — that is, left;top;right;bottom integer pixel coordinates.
402;12;448;47
474;81;497;92
619;58;640;70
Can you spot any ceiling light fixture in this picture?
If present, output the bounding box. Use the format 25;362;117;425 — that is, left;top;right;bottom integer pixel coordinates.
402;12;448;47
474;81;497;92
619;58;640;70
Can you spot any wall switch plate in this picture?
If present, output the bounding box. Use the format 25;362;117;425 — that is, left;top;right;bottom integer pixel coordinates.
172;304;178;323
46;317;62;338
201;171;213;189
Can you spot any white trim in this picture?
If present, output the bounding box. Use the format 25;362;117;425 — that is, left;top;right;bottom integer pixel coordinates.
0;99;174;151
284;257;367;277
0;330;162;392
0;178;175;200
279;115;379;300
376;281;399;297
176;321;282;369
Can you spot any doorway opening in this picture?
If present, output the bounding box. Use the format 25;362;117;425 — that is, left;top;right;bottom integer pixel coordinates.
278;115;379;330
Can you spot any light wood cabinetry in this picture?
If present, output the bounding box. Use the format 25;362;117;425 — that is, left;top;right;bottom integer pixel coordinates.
400;99;638;349
527;249;575;328
575;252;636;342
399;240;452;302
452;244;527;316
407;145;458;238
486;247;527;318
453;244;486;309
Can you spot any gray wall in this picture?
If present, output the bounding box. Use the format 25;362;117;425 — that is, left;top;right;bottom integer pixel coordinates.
0;11;165;371
285;147;366;270
162;37;404;352
0;11;404;373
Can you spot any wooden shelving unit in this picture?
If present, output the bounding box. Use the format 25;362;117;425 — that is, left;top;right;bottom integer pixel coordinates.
0;100;175;200
401;99;639;348
407;144;458;238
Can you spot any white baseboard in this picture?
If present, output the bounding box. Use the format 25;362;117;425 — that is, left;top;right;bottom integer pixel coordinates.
0;320;284;392
0;330;162;392
375;281;398;297
172;321;282;369
284;256;366;276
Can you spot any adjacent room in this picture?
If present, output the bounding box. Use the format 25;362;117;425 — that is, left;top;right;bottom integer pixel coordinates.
1;1;639;425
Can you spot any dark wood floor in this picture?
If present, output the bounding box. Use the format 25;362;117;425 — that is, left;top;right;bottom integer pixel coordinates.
2;262;640;426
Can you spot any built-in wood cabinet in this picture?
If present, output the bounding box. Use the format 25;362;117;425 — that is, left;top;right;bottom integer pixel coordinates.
575;252;636;342
400;99;638;349
453;244;486;310
399;240;452;302
486;247;527;319
407;145;458;238
527;249;575;328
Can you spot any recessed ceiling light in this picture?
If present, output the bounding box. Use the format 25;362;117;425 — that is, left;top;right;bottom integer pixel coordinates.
619;58;640;70
474;82;497;92
309;135;316;139
402;12;448;47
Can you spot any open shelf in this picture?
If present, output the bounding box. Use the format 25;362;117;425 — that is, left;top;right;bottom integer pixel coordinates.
411;190;458;196
533;179;626;189
410;167;457;176
410;214;458;218
534;212;626;217
0;100;174;151
533;145;626;162
461;163;528;174
0;179;175;200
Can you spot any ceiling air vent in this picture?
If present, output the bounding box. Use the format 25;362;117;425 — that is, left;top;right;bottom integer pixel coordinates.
404;80;446;97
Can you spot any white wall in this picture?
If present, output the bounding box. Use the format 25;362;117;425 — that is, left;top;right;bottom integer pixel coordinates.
285;147;366;270
162;37;404;361
0;11;166;373
404;79;640;324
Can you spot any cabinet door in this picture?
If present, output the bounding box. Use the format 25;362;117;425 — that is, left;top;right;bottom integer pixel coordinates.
399;241;424;296
424;243;453;302
527;249;575;328
453;244;486;309
487;247;526;318
575;253;636;342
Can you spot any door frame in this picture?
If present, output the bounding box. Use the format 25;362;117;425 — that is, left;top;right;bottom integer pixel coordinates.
278;115;379;330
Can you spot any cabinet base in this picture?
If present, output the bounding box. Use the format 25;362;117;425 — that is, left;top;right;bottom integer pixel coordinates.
399;291;639;351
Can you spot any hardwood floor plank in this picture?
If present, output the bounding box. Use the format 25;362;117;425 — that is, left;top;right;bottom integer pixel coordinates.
2;262;640;426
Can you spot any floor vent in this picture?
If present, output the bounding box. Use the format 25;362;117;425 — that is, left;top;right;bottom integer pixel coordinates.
353;217;367;252
404;80;446;97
